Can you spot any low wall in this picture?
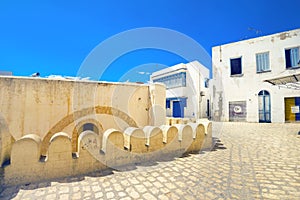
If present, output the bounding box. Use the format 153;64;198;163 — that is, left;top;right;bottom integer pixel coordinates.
2;121;212;186
166;117;212;150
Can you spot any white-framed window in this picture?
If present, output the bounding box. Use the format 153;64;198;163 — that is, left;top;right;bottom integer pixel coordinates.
285;47;300;69
256;52;270;72
153;72;186;89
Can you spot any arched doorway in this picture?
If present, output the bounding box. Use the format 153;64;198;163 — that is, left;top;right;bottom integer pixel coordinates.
258;90;271;123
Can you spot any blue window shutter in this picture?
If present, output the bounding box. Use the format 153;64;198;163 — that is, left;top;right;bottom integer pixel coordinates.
256;52;269;72
290;48;299;67
166;100;170;109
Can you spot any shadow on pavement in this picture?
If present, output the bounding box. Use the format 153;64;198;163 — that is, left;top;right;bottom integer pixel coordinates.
211;137;227;151
0;138;227;199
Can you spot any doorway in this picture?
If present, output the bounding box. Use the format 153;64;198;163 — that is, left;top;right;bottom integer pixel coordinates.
285;97;300;122
173;101;184;118
258;90;271;123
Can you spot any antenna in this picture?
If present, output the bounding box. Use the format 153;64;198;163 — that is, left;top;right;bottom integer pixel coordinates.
241;27;263;40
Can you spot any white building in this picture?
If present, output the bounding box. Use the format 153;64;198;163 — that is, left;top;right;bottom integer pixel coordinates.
150;61;210;119
212;28;300;123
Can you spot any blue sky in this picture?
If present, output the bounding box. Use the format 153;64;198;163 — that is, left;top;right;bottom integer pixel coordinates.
1;0;300;82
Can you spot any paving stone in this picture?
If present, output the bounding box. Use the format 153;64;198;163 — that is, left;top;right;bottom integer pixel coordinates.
106;191;115;199
112;183;123;192
143;192;157;199
58;194;69;199
134;184;147;193
130;178;141;185
128;190;140;199
104;187;113;192
58;186;69;194
94;192;103;198
158;194;169;200
34;189;46;197
85;186;93;193
91;185;101;192
71;192;82;200
120;180;130;187
120;197;131;200
143;181;153;187
118;191;127;197
1;123;300;199
165;182;176;190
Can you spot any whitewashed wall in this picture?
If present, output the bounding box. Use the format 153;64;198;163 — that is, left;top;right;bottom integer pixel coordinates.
212;29;300;122
151;61;210;119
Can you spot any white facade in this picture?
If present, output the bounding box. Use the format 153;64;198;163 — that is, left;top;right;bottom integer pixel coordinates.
150;61;210;119
212;28;300;123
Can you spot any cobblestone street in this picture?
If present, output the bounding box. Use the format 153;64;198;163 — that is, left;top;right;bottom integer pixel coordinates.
1;122;300;200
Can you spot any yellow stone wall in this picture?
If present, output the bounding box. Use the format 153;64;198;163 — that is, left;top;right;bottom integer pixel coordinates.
0;76;212;186
3;121;211;186
0;77;166;140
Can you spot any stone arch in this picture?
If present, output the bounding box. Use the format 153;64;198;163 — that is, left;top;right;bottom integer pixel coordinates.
41;106;138;155
174;124;193;152
72;118;104;152
124;127;147;153
101;129;124;154
143;126;164;152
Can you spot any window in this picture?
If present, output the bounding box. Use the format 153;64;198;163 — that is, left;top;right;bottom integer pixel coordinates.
230;57;242;76
256;52;270;72
153;72;186;89
166;100;170;109
285;47;300;68
82;123;99;134
204;78;209;88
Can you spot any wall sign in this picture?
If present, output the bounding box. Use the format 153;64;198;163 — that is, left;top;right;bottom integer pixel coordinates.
291;106;300;114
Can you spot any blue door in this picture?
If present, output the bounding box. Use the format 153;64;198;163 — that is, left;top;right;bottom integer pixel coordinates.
173;101;184;118
258;90;271;123
295;97;300;121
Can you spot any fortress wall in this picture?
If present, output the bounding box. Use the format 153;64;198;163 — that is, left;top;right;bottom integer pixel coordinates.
3;122;210;186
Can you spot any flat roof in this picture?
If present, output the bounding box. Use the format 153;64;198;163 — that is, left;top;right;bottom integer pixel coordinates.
212;28;300;48
0;75;164;87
